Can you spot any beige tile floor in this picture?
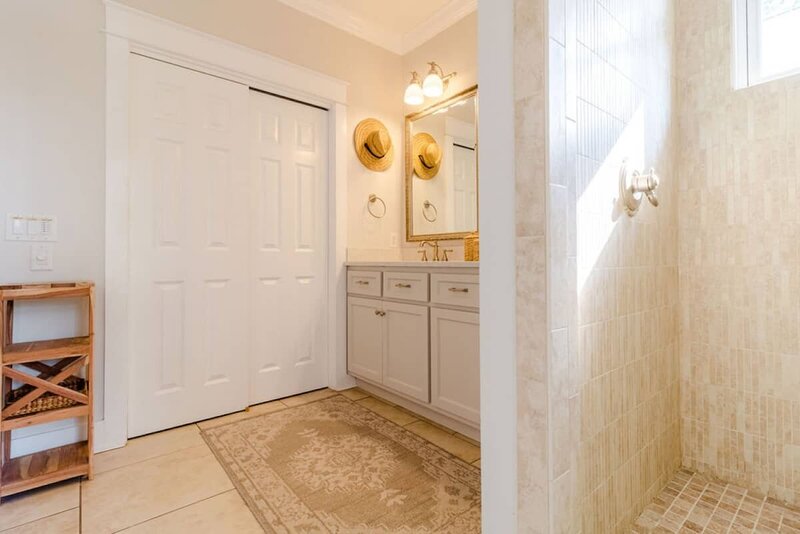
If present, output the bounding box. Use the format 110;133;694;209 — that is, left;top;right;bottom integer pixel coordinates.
0;388;480;533
632;469;800;533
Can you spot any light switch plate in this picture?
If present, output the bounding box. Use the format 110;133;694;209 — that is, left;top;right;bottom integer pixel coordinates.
6;214;58;242
30;243;54;271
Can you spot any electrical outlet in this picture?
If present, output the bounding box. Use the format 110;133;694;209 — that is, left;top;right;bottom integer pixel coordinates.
390;232;399;247
30;243;54;271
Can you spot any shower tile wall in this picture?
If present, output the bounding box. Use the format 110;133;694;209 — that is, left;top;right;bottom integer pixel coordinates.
514;0;551;530
677;0;800;507
548;0;680;531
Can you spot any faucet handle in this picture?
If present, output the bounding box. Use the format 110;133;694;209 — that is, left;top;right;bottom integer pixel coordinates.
442;249;453;261
417;249;429;262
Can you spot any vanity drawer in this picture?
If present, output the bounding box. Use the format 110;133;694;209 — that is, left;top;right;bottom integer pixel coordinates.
383;272;429;302
431;274;479;308
348;270;382;297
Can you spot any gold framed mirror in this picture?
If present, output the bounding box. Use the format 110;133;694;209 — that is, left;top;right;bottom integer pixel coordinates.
405;85;478;242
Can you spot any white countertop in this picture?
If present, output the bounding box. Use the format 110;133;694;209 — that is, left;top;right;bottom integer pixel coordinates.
346;261;479;268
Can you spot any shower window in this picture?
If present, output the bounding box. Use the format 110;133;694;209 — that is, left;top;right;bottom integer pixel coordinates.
734;0;800;87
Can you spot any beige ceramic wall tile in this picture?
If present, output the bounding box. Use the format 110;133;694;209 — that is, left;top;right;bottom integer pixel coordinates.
94;424;204;474
514;0;550;527
121;490;263;534
1;509;79;534
0;481;79;531
677;0;800;507
545;0;680;530
81;443;234;533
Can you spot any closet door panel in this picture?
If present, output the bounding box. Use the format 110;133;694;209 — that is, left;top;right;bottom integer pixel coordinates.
249;91;329;404
129;55;250;437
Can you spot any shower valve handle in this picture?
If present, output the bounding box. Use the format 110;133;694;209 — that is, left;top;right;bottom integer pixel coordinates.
620;162;660;215
631;169;660;207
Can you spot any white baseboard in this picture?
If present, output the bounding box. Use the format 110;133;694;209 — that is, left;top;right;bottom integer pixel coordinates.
10;419;86;458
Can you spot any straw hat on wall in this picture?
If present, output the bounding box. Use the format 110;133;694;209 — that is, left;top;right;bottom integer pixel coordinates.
353;118;394;171
412;132;442;180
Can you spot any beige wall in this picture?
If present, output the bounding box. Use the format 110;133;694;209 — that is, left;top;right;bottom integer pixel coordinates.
403;12;478;116
123;1;478;259
119;0;408;260
1;0;106;453
546;0;681;531
677;0;800;507
400;12;478;258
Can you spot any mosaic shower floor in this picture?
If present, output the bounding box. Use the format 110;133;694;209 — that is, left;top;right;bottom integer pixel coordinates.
632;469;800;533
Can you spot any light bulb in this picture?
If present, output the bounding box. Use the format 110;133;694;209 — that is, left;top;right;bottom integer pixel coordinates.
404;82;424;105
422;71;444;98
404;71;424;105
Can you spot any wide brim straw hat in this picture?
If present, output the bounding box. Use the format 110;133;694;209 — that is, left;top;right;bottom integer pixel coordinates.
354;118;394;171
412;132;442;180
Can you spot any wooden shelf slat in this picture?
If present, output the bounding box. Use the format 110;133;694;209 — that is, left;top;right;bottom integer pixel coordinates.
0;441;89;497
1;336;91;365
1;405;89;432
0;281;94;498
0;282;93;301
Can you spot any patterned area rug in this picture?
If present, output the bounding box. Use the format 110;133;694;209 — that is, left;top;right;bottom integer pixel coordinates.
201;395;481;533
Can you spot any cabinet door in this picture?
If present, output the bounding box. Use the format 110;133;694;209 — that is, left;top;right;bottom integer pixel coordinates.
383;301;430;403
347;297;383;383
431;308;480;423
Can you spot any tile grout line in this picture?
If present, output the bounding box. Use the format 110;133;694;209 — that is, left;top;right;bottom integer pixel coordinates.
703;482;728;531
657;473;694;529
110;488;237;533
679;480;710;531
751;495;768;533
93;441;211;477
0;504;81;533
717;483;744;534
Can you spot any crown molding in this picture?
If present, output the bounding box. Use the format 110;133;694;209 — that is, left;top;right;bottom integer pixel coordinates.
402;0;477;54
275;0;476;56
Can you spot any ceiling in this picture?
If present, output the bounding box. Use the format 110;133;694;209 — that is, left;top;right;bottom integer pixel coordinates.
275;0;477;55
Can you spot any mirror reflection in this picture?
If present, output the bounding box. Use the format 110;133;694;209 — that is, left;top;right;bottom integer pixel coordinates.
406;87;478;241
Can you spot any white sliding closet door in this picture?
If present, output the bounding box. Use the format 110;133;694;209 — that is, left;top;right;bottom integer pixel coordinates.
248;90;329;404
128;55;250;437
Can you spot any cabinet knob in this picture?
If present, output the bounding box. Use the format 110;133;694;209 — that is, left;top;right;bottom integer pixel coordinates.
448;287;469;293
374;310;386;316
395;283;412;289
356;280;369;285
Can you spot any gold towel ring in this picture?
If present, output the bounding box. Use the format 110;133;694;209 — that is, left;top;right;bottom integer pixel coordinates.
368;194;387;219
422;200;438;223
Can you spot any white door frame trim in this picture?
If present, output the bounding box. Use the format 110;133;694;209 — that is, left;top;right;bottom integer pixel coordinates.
101;0;351;452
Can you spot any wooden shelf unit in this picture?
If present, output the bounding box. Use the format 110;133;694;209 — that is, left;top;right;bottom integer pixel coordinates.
0;282;94;500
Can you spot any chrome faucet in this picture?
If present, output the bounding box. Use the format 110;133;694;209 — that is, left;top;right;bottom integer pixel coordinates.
418;241;439;262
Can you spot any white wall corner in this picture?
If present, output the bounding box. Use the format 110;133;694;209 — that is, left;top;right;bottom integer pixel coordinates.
478;0;518;531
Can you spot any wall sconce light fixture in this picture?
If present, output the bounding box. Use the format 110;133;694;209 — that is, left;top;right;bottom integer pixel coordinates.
404;62;456;105
404;71;424;106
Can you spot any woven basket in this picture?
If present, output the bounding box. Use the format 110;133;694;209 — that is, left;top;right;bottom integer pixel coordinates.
464;233;480;261
4;376;86;417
